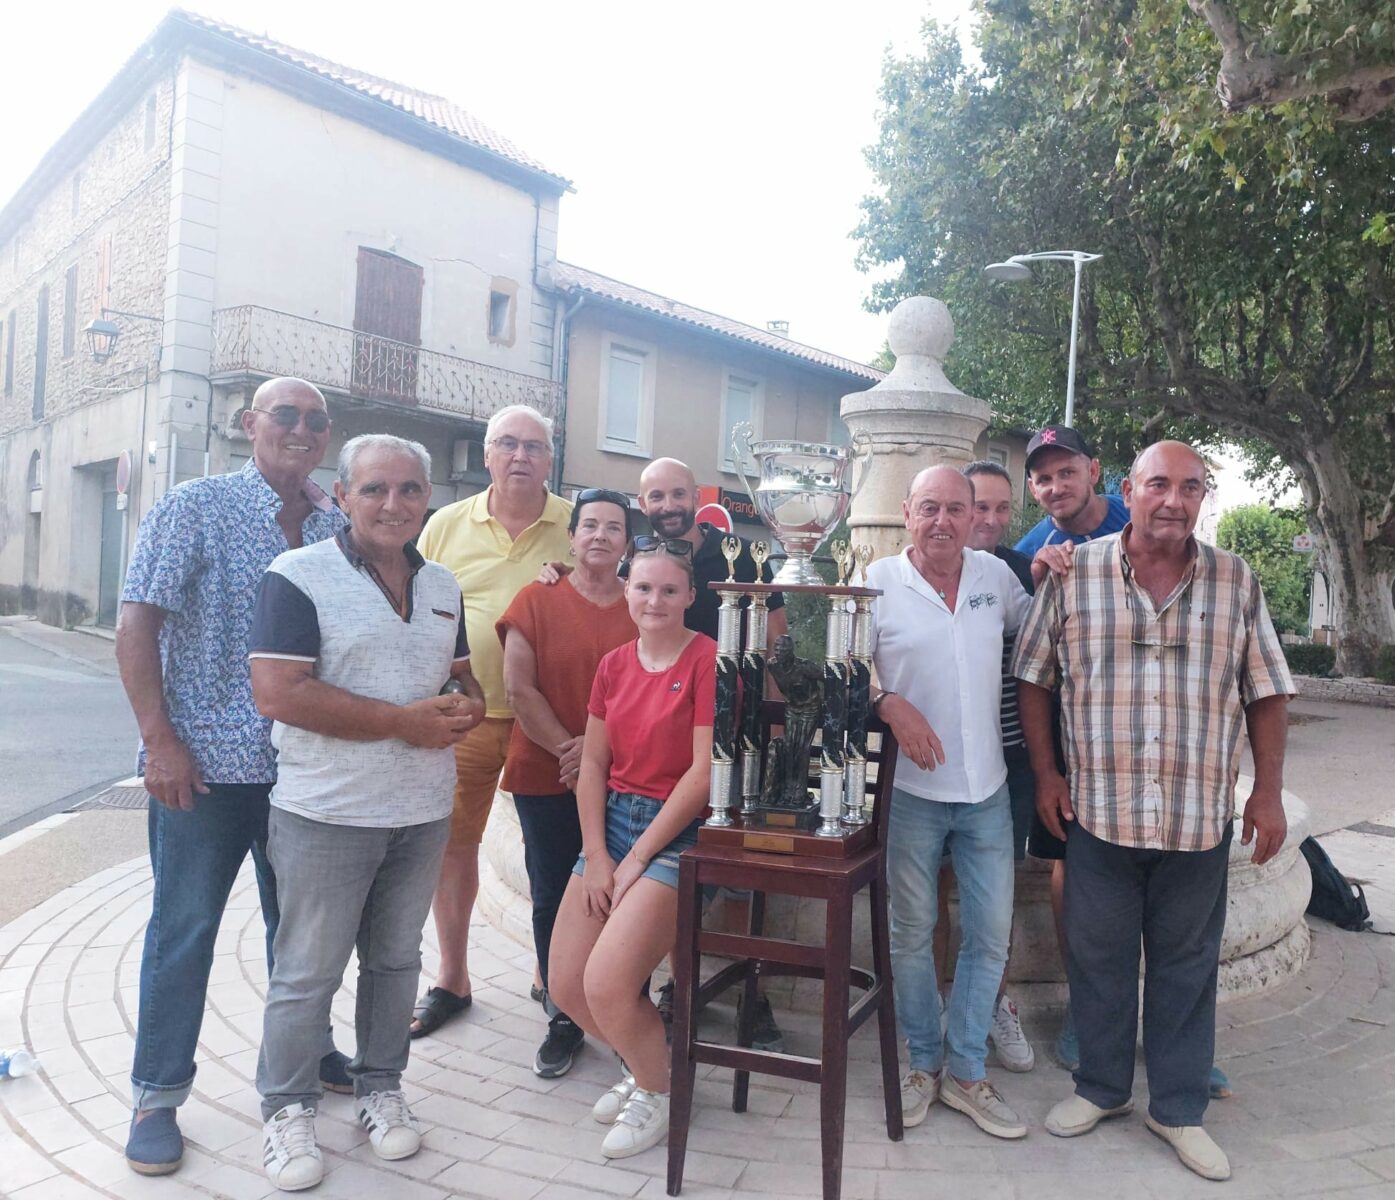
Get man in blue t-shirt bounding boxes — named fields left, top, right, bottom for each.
left=1014, top=425, right=1128, bottom=560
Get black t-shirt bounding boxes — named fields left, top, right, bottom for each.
left=687, top=524, right=785, bottom=639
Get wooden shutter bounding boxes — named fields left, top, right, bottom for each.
left=351, top=248, right=423, bottom=405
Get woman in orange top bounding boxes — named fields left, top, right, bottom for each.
left=496, top=489, right=636, bottom=1080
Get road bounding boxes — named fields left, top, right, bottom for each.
left=0, top=619, right=137, bottom=837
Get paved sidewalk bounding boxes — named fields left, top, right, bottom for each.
left=1, top=820, right=1394, bottom=1200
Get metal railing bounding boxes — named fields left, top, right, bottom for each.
left=211, top=305, right=561, bottom=421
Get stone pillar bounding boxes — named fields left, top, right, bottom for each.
left=841, top=296, right=989, bottom=561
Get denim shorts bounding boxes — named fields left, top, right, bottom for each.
left=571, top=791, right=701, bottom=890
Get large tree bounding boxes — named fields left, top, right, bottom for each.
left=1216, top=504, right=1313, bottom=633
left=856, top=0, right=1395, bottom=674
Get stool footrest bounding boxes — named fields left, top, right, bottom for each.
left=689, top=1039, right=823, bottom=1084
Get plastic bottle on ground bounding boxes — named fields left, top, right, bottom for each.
left=0, top=1048, right=38, bottom=1078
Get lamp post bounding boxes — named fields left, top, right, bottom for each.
left=983, top=250, right=1101, bottom=428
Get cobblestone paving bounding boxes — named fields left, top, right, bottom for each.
left=1, top=852, right=1393, bottom=1200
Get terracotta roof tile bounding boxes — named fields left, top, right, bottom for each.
left=176, top=10, right=567, bottom=186
left=553, top=262, right=885, bottom=384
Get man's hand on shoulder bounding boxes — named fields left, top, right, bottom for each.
left=879, top=693, right=946, bottom=773
left=1030, top=542, right=1075, bottom=587
left=1241, top=786, right=1287, bottom=866
left=536, top=561, right=572, bottom=586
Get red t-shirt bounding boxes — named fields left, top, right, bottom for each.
left=587, top=634, right=717, bottom=801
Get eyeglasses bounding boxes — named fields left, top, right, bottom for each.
left=575, top=487, right=632, bottom=509
left=489, top=435, right=551, bottom=458
left=249, top=405, right=330, bottom=433
left=617, top=535, right=693, bottom=579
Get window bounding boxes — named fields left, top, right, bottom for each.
left=4, top=310, right=14, bottom=396
left=71, top=173, right=81, bottom=218
left=33, top=286, right=49, bottom=420
left=144, top=93, right=158, bottom=150
left=599, top=334, right=654, bottom=456
left=988, top=442, right=1009, bottom=468
left=62, top=264, right=78, bottom=358
left=720, top=370, right=764, bottom=474
left=486, top=278, right=517, bottom=345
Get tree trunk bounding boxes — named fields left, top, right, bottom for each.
left=1303, top=438, right=1395, bottom=677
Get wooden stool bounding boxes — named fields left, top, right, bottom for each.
left=666, top=711, right=902, bottom=1200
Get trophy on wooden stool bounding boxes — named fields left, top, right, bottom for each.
left=700, top=425, right=880, bottom=855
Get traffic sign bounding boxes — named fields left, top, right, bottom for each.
left=1292, top=533, right=1313, bottom=553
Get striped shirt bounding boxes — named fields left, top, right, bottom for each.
left=993, top=545, right=1035, bottom=748
left=1011, top=531, right=1293, bottom=852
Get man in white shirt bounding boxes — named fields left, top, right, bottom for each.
left=867, top=466, right=1031, bottom=1140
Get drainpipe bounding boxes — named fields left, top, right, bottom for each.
left=552, top=292, right=585, bottom=492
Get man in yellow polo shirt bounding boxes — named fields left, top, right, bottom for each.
left=410, top=404, right=573, bottom=1037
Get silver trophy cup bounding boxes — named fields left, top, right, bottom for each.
left=732, top=425, right=873, bottom=586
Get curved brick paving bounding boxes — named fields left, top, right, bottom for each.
left=1, top=857, right=1393, bottom=1200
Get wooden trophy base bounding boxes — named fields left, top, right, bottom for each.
left=697, top=812, right=873, bottom=859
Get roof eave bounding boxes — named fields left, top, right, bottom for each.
left=556, top=282, right=883, bottom=387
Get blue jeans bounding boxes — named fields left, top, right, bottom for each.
left=131, top=784, right=280, bottom=1109
left=571, top=791, right=701, bottom=890
left=887, top=783, right=1013, bottom=1081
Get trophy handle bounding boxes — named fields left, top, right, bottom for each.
left=849, top=432, right=875, bottom=500
left=732, top=422, right=759, bottom=509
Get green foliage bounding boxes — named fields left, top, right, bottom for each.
left=856, top=1, right=1395, bottom=671
left=1376, top=644, right=1395, bottom=685
left=1215, top=505, right=1312, bottom=633
left=1282, top=642, right=1336, bottom=676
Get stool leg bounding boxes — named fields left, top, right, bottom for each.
left=732, top=890, right=765, bottom=1113
left=870, top=869, right=904, bottom=1141
left=819, top=888, right=852, bottom=1200
left=667, top=859, right=702, bottom=1196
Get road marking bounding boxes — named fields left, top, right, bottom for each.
left=0, top=662, right=107, bottom=684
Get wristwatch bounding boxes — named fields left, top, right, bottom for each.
left=871, top=689, right=895, bottom=712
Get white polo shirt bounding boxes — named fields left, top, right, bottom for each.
left=867, top=547, right=1031, bottom=804
left=249, top=533, right=470, bottom=827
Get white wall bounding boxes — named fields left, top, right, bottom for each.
left=212, top=71, right=547, bottom=376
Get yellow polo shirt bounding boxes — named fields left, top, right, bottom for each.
left=419, top=487, right=574, bottom=718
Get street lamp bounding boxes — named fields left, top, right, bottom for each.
left=984, top=250, right=1101, bottom=427
left=82, top=307, right=163, bottom=364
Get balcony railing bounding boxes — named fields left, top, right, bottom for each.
left=211, top=305, right=561, bottom=422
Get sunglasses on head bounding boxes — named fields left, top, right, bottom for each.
left=575, top=487, right=633, bottom=509
left=617, top=535, right=694, bottom=579
left=250, top=405, right=330, bottom=433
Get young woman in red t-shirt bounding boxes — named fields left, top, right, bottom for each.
left=548, top=541, right=716, bottom=1160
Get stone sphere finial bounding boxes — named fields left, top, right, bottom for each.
left=887, top=296, right=954, bottom=363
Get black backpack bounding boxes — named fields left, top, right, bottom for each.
left=1300, top=837, right=1372, bottom=932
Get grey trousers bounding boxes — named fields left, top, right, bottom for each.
left=257, top=806, right=450, bottom=1119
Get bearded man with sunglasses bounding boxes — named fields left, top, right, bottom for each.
left=116, top=377, right=349, bottom=1177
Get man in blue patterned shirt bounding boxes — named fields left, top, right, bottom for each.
left=115, top=377, right=348, bottom=1177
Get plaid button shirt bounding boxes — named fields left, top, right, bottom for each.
left=1012, top=530, right=1293, bottom=852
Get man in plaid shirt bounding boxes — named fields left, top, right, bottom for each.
left=1013, top=441, right=1293, bottom=1182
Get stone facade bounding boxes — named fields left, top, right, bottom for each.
left=1295, top=674, right=1395, bottom=708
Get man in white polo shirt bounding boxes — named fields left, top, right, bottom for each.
left=867, top=465, right=1031, bottom=1141
left=248, top=434, right=484, bottom=1192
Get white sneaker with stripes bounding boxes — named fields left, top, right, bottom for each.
left=356, top=1089, right=423, bottom=1161
left=262, top=1103, right=322, bottom=1192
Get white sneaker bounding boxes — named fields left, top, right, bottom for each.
left=899, top=1068, right=941, bottom=1128
left=988, top=994, right=1035, bottom=1072
left=592, top=1073, right=637, bottom=1125
left=356, top=1089, right=423, bottom=1161
left=262, top=1103, right=322, bottom=1192
left=939, top=1075, right=1027, bottom=1140
left=600, top=1087, right=669, bottom=1159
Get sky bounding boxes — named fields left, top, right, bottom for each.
left=1, top=0, right=979, bottom=364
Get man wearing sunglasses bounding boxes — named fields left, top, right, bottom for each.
left=116, top=377, right=350, bottom=1176
left=412, top=404, right=573, bottom=1038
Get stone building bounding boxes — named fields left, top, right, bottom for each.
left=0, top=11, right=567, bottom=625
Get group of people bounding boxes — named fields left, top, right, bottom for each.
left=113, top=377, right=1292, bottom=1190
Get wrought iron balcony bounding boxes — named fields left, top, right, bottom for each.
left=211, top=305, right=561, bottom=421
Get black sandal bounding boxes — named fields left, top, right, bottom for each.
left=410, top=986, right=472, bottom=1038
